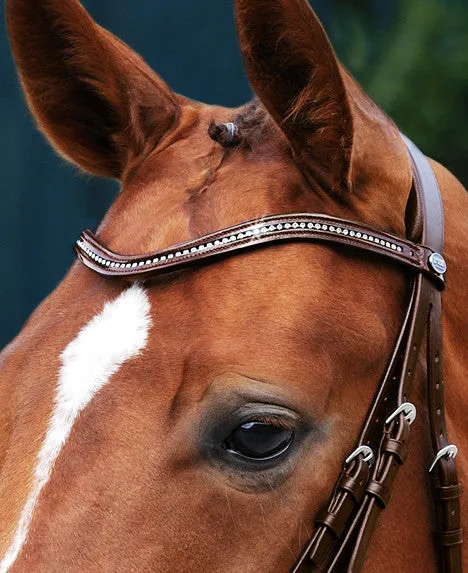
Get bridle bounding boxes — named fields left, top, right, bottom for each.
left=75, top=136, right=463, bottom=572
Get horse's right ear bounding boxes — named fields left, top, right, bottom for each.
left=6, top=0, right=178, bottom=179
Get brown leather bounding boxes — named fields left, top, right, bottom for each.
left=428, top=292, right=463, bottom=572
left=330, top=400, right=413, bottom=571
left=407, top=137, right=463, bottom=573
left=75, top=214, right=445, bottom=290
left=74, top=136, right=462, bottom=572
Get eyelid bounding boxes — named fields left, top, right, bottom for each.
left=232, top=403, right=301, bottom=431
left=239, top=415, right=296, bottom=431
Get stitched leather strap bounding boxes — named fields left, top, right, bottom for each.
left=289, top=138, right=462, bottom=573
left=300, top=140, right=461, bottom=573
left=428, top=292, right=463, bottom=572
left=407, top=138, right=463, bottom=573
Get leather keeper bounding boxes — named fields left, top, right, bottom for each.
left=366, top=481, right=391, bottom=509
left=315, top=509, right=348, bottom=538
left=433, top=483, right=462, bottom=502
left=337, top=474, right=366, bottom=502
left=382, top=437, right=408, bottom=464
left=434, top=528, right=464, bottom=547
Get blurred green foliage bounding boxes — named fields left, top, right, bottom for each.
left=330, top=0, right=468, bottom=186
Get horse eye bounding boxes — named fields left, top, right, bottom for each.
left=224, top=421, right=294, bottom=460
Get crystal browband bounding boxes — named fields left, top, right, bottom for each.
left=75, top=213, right=445, bottom=289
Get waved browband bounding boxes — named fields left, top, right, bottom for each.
left=74, top=135, right=462, bottom=573
left=75, top=213, right=445, bottom=290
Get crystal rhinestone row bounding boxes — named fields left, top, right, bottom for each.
left=76, top=222, right=403, bottom=269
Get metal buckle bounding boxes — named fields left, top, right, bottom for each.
left=429, top=444, right=458, bottom=473
left=385, top=402, right=417, bottom=426
left=345, top=445, right=375, bottom=466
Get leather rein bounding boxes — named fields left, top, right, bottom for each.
left=75, top=136, right=463, bottom=572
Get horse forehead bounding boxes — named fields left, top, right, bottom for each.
left=140, top=245, right=390, bottom=378
left=99, top=108, right=297, bottom=254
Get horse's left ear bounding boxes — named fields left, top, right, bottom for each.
left=236, top=0, right=355, bottom=193
left=6, top=0, right=179, bottom=179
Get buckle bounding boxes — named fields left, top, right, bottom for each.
left=345, top=445, right=375, bottom=467
left=385, top=402, right=417, bottom=426
left=429, top=445, right=458, bottom=473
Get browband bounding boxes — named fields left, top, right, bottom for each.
left=75, top=213, right=445, bottom=290
left=74, top=136, right=462, bottom=573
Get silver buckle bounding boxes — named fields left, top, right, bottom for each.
left=345, top=445, right=375, bottom=466
left=429, top=444, right=458, bottom=473
left=385, top=402, right=417, bottom=426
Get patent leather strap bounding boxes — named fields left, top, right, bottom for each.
left=74, top=136, right=462, bottom=572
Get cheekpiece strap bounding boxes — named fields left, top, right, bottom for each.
left=291, top=137, right=461, bottom=573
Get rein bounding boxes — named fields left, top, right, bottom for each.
left=74, top=137, right=463, bottom=572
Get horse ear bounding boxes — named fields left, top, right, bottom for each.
left=235, top=0, right=354, bottom=193
left=6, top=0, right=178, bottom=179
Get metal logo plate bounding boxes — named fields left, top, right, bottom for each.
left=428, top=252, right=447, bottom=275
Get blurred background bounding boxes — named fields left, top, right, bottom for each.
left=1, top=0, right=467, bottom=347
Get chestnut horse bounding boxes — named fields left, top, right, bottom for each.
left=1, top=0, right=466, bottom=571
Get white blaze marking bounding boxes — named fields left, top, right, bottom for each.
left=0, top=284, right=151, bottom=572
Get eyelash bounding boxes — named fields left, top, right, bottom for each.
left=237, top=414, right=296, bottom=431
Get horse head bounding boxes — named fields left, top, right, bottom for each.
left=1, top=1, right=466, bottom=571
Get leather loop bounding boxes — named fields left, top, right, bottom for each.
left=291, top=460, right=371, bottom=573
left=337, top=474, right=367, bottom=503
left=365, top=480, right=392, bottom=509
left=381, top=437, right=408, bottom=464
left=433, top=483, right=463, bottom=502
left=315, top=510, right=348, bottom=538
left=434, top=529, right=464, bottom=547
